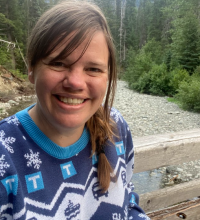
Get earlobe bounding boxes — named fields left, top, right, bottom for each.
left=28, top=71, right=34, bottom=84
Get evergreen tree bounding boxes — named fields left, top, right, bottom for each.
left=124, top=0, right=138, bottom=50
left=169, top=0, right=200, bottom=74
left=178, top=14, right=200, bottom=74
left=29, top=0, right=42, bottom=32
left=148, top=0, right=166, bottom=42
left=92, top=0, right=119, bottom=59
left=0, top=0, right=20, bottom=69
left=136, top=0, right=150, bottom=48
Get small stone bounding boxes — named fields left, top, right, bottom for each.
left=177, top=168, right=184, bottom=172
left=165, top=181, right=174, bottom=186
left=149, top=172, right=156, bottom=176
left=8, top=100, right=18, bottom=105
left=166, top=166, right=177, bottom=174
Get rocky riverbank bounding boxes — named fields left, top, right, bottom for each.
left=0, top=65, right=35, bottom=120
left=113, top=81, right=200, bottom=138
left=0, top=95, right=36, bottom=120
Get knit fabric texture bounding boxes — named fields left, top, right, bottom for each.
left=0, top=106, right=150, bottom=220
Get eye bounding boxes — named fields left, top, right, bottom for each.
left=45, top=61, right=67, bottom=72
left=89, top=68, right=102, bottom=72
left=86, top=68, right=103, bottom=75
left=50, top=61, right=65, bottom=67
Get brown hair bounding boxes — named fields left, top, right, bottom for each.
left=27, top=0, right=117, bottom=192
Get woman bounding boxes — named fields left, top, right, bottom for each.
left=0, top=1, right=149, bottom=219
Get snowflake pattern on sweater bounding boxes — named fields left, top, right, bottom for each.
left=0, top=106, right=150, bottom=220
left=24, top=149, right=42, bottom=169
left=0, top=154, right=10, bottom=177
left=0, top=130, right=16, bottom=153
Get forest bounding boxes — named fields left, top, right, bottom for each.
left=0, top=0, right=200, bottom=112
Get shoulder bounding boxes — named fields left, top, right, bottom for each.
left=110, top=107, right=125, bottom=124
left=0, top=115, right=21, bottom=163
left=110, top=107, right=133, bottom=152
left=110, top=107, right=130, bottom=137
left=0, top=114, right=21, bottom=128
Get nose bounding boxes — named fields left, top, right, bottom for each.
left=62, top=67, right=85, bottom=91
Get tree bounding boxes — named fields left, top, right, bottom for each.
left=169, top=0, right=200, bottom=74
left=136, top=0, right=150, bottom=48
left=148, top=0, right=166, bottom=42
left=0, top=0, right=20, bottom=69
left=124, top=0, right=138, bottom=51
left=178, top=14, right=200, bottom=74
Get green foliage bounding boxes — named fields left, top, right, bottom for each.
left=169, top=3, right=200, bottom=74
left=124, top=0, right=138, bottom=50
left=123, top=47, right=153, bottom=86
left=163, top=50, right=172, bottom=72
left=0, top=0, right=52, bottom=73
left=148, top=0, right=166, bottom=42
left=194, top=66, right=200, bottom=77
left=0, top=13, right=15, bottom=30
left=11, top=69, right=27, bottom=80
left=142, top=38, right=164, bottom=64
left=175, top=76, right=200, bottom=112
left=0, top=46, right=12, bottom=69
left=123, top=39, right=165, bottom=92
left=132, top=63, right=173, bottom=96
left=167, top=97, right=181, bottom=106
left=169, top=68, right=190, bottom=94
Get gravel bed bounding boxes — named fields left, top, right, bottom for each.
left=113, top=80, right=200, bottom=138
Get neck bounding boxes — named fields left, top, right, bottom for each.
left=28, top=106, right=84, bottom=147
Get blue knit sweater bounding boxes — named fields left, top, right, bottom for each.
left=0, top=106, right=150, bottom=220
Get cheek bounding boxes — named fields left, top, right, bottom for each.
left=35, top=70, right=58, bottom=90
left=90, top=76, right=108, bottom=96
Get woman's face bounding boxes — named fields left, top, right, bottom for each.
left=29, top=31, right=109, bottom=138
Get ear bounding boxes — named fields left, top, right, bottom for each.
left=28, top=68, right=34, bottom=84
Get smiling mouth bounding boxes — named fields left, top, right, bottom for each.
left=58, top=96, right=85, bottom=105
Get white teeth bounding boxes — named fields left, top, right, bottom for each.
left=59, top=97, right=84, bottom=105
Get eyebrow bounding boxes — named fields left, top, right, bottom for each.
left=44, top=56, right=108, bottom=69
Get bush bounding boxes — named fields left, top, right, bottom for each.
left=132, top=64, right=173, bottom=96
left=194, top=66, right=200, bottom=77
left=175, top=76, right=200, bottom=112
left=169, top=68, right=190, bottom=94
left=143, top=39, right=164, bottom=65
left=123, top=49, right=153, bottom=87
left=11, top=69, right=27, bottom=80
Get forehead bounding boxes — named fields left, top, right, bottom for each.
left=48, top=31, right=109, bottom=62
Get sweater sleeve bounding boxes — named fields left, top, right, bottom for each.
left=124, top=121, right=150, bottom=219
